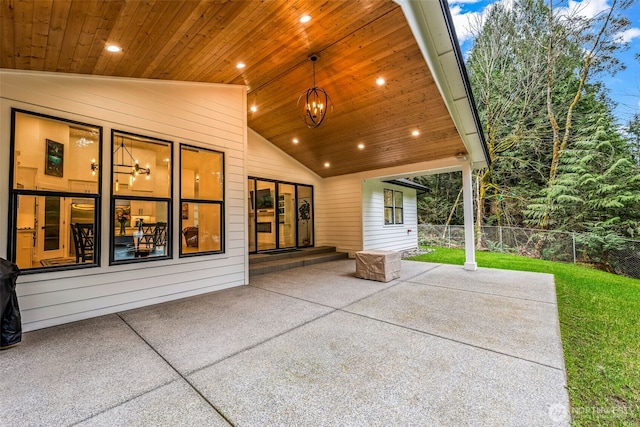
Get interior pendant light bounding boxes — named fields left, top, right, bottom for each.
left=297, top=54, right=332, bottom=128
left=102, top=135, right=151, bottom=192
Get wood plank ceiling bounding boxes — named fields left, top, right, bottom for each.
left=1, top=0, right=467, bottom=178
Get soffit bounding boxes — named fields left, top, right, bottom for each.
left=1, top=0, right=469, bottom=178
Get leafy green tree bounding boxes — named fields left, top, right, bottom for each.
left=627, top=114, right=640, bottom=164
left=535, top=0, right=633, bottom=229
left=465, top=0, right=550, bottom=243
left=413, top=173, right=463, bottom=225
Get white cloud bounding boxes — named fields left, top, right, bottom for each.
left=557, top=0, right=611, bottom=20
left=448, top=0, right=484, bottom=4
left=616, top=27, right=640, bottom=43
left=449, top=0, right=513, bottom=44
left=449, top=5, right=482, bottom=43
left=451, top=0, right=622, bottom=45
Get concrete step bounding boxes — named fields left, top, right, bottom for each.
left=249, top=246, right=339, bottom=265
left=249, top=247, right=349, bottom=276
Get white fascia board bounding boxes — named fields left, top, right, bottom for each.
left=395, top=0, right=488, bottom=169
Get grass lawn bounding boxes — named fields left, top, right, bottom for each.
left=409, top=247, right=640, bottom=426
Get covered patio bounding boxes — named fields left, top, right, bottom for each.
left=1, top=260, right=569, bottom=426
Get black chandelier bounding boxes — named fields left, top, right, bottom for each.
left=297, top=55, right=333, bottom=128
left=92, top=135, right=151, bottom=191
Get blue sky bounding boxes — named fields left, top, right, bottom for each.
left=448, top=0, right=640, bottom=125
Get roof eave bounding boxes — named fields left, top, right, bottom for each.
left=395, top=0, right=490, bottom=169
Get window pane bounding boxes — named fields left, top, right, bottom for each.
left=181, top=147, right=223, bottom=200
left=15, top=195, right=97, bottom=269
left=384, top=189, right=393, bottom=207
left=248, top=179, right=256, bottom=253
left=297, top=185, right=313, bottom=247
left=181, top=203, right=222, bottom=254
left=14, top=111, right=100, bottom=192
left=395, top=208, right=403, bottom=224
left=279, top=183, right=296, bottom=248
left=394, top=190, right=403, bottom=208
left=113, top=199, right=169, bottom=261
left=112, top=132, right=171, bottom=198
left=384, top=207, right=393, bottom=225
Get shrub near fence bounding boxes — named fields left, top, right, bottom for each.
left=418, top=224, right=640, bottom=279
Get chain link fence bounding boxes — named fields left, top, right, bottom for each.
left=418, top=224, right=640, bottom=279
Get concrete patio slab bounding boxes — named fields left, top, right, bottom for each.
left=406, top=263, right=558, bottom=303
left=345, top=281, right=565, bottom=369
left=250, top=260, right=438, bottom=309
left=1, top=261, right=569, bottom=427
left=0, top=315, right=178, bottom=426
left=75, top=380, right=230, bottom=427
left=250, top=266, right=396, bottom=308
left=189, top=310, right=568, bottom=426
left=119, top=286, right=333, bottom=374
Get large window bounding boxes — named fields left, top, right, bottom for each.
left=110, top=131, right=172, bottom=264
left=180, top=144, right=224, bottom=256
left=9, top=109, right=101, bottom=272
left=384, top=188, right=403, bottom=225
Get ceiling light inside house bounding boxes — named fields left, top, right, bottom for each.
left=104, top=135, right=151, bottom=186
left=105, top=44, right=122, bottom=53
left=236, top=62, right=246, bottom=69
left=76, top=137, right=93, bottom=147
left=300, top=15, right=311, bottom=23
left=376, top=77, right=385, bottom=86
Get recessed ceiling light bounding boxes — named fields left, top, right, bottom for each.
left=300, top=15, right=312, bottom=23
left=412, top=130, right=420, bottom=137
left=357, top=143, right=365, bottom=149
left=376, top=77, right=385, bottom=86
left=324, top=162, right=330, bottom=167
left=250, top=105, right=257, bottom=112
left=236, top=62, right=246, bottom=69
left=292, top=138, right=299, bottom=144
left=105, top=44, right=122, bottom=53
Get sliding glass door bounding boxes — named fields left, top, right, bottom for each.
left=248, top=178, right=313, bottom=253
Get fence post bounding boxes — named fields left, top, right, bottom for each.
left=499, top=226, right=503, bottom=252
left=572, top=232, right=576, bottom=264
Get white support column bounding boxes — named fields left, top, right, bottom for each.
left=461, top=161, right=477, bottom=271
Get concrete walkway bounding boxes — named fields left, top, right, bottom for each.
left=0, top=260, right=570, bottom=426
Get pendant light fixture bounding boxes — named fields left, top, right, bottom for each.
left=98, top=135, right=151, bottom=192
left=297, top=54, right=332, bottom=128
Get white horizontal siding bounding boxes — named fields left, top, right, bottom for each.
left=247, top=129, right=321, bottom=186
left=362, top=179, right=418, bottom=251
left=0, top=70, right=247, bottom=332
left=315, top=176, right=363, bottom=256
